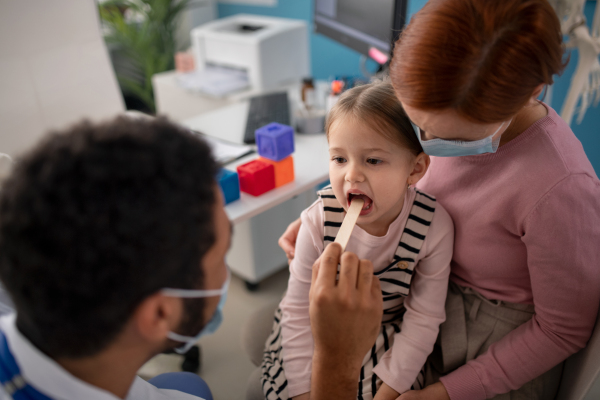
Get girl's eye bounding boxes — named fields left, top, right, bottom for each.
left=332, top=157, right=347, bottom=164
left=367, top=158, right=382, bottom=165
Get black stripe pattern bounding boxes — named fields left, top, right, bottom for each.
left=260, top=187, right=436, bottom=400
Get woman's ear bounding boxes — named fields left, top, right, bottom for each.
left=530, top=84, right=545, bottom=104
left=409, top=152, right=430, bottom=186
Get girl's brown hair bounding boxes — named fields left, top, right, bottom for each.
left=390, top=0, right=566, bottom=123
left=325, top=81, right=423, bottom=156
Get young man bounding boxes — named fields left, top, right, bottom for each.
left=0, top=117, right=382, bottom=400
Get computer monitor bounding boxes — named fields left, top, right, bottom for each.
left=313, top=0, right=407, bottom=57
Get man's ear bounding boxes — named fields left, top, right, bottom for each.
left=408, top=152, right=430, bottom=186
left=132, top=292, right=182, bottom=344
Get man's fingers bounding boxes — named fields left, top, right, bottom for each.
left=357, top=258, right=374, bottom=291
left=371, top=271, right=381, bottom=295
left=313, top=243, right=342, bottom=288
left=338, top=251, right=359, bottom=288
left=311, top=256, right=321, bottom=293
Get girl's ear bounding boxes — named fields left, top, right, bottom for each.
left=408, top=152, right=430, bottom=186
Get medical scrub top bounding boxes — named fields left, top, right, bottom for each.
left=0, top=314, right=203, bottom=400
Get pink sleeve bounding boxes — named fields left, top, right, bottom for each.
left=373, top=204, right=454, bottom=394
left=440, top=174, right=600, bottom=399
left=280, top=200, right=325, bottom=398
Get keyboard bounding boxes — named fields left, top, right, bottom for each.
left=243, top=92, right=290, bottom=144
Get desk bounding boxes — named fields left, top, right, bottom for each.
left=181, top=110, right=330, bottom=287
left=153, top=70, right=298, bottom=122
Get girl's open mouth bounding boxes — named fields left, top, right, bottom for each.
left=347, top=192, right=374, bottom=216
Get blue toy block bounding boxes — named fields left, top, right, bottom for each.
left=217, top=169, right=240, bottom=205
left=255, top=123, right=295, bottom=162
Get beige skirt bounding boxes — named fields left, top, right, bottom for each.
left=425, top=281, right=564, bottom=400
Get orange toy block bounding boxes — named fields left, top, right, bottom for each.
left=259, top=155, right=295, bottom=187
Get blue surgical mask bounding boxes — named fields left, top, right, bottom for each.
left=411, top=119, right=511, bottom=157
left=161, top=270, right=230, bottom=354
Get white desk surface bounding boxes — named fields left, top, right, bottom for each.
left=181, top=104, right=330, bottom=224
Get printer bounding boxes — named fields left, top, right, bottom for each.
left=191, top=14, right=309, bottom=93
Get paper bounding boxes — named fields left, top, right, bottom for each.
left=193, top=131, right=254, bottom=165
left=177, top=65, right=250, bottom=97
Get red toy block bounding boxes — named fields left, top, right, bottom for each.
left=236, top=159, right=276, bottom=196
left=259, top=155, right=294, bottom=188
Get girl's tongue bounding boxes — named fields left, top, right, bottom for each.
left=349, top=194, right=373, bottom=210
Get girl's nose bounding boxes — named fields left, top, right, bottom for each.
left=345, top=163, right=365, bottom=183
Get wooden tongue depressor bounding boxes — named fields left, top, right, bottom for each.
left=334, top=198, right=365, bottom=252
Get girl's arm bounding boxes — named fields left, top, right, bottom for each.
left=280, top=201, right=325, bottom=399
left=373, top=204, right=454, bottom=394
left=279, top=217, right=302, bottom=263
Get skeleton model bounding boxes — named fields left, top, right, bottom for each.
left=549, top=0, right=600, bottom=125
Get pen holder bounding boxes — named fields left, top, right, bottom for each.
left=295, top=109, right=327, bottom=134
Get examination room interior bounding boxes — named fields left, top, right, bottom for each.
left=1, top=0, right=600, bottom=399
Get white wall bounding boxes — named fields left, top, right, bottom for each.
left=0, top=0, right=124, bottom=157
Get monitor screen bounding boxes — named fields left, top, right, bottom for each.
left=314, top=0, right=406, bottom=56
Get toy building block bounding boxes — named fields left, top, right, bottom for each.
left=255, top=123, right=295, bottom=162
left=217, top=169, right=240, bottom=204
left=259, top=155, right=294, bottom=188
left=236, top=159, right=276, bottom=196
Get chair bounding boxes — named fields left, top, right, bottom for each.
left=556, top=302, right=600, bottom=400
left=0, top=0, right=125, bottom=157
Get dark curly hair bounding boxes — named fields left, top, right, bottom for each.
left=0, top=116, right=218, bottom=358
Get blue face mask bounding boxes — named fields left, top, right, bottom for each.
left=411, top=119, right=511, bottom=157
left=161, top=270, right=230, bottom=354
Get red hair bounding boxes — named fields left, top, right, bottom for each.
left=390, top=0, right=566, bottom=123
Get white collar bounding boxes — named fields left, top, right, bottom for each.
left=0, top=314, right=201, bottom=400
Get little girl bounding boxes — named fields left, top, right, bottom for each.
left=261, top=81, right=454, bottom=400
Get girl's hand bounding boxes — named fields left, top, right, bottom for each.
left=397, top=383, right=450, bottom=400
left=373, top=382, right=399, bottom=400
left=279, top=217, right=302, bottom=263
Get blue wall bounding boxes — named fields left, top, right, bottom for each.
left=550, top=1, right=600, bottom=173
left=218, top=0, right=600, bottom=172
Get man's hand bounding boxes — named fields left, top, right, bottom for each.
left=373, top=382, right=400, bottom=400
left=279, top=218, right=301, bottom=263
left=309, top=242, right=383, bottom=400
left=397, top=383, right=450, bottom=400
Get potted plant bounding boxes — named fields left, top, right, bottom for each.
left=99, top=0, right=190, bottom=113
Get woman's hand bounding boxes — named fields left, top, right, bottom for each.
left=279, top=218, right=301, bottom=263
left=397, top=383, right=450, bottom=400
left=309, top=242, right=383, bottom=400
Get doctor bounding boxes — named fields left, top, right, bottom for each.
left=0, top=117, right=382, bottom=400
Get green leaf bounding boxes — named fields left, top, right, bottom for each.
left=99, top=0, right=189, bottom=113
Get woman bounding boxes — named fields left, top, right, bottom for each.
left=279, top=0, right=600, bottom=399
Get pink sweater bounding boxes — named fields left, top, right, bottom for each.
left=281, top=188, right=455, bottom=397
left=419, top=104, right=600, bottom=399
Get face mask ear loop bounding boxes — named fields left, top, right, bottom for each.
left=161, top=270, right=231, bottom=298
left=490, top=118, right=512, bottom=141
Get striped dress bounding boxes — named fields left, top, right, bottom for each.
left=262, top=186, right=437, bottom=400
